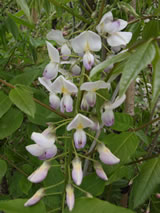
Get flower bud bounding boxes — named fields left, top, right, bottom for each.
left=94, top=162, right=108, bottom=181
left=61, top=44, right=71, bottom=60
left=49, top=92, right=60, bottom=110
left=81, top=93, right=90, bottom=111
left=24, top=188, right=44, bottom=207
left=28, top=161, right=50, bottom=183
left=83, top=51, right=94, bottom=70
left=66, top=184, right=75, bottom=211
left=43, top=62, right=58, bottom=80
left=85, top=91, right=96, bottom=107
left=97, top=144, right=120, bottom=165
left=72, top=157, right=83, bottom=185
left=71, top=64, right=81, bottom=76
left=101, top=109, right=114, bottom=126
left=74, top=129, right=86, bottom=149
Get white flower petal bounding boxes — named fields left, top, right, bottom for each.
left=63, top=94, right=73, bottom=112
left=61, top=44, right=71, bottom=60
left=67, top=113, right=94, bottom=131
left=74, top=129, right=87, bottom=149
left=107, top=32, right=132, bottom=47
left=85, top=91, right=96, bottom=107
left=46, top=41, right=60, bottom=63
left=66, top=184, right=75, bottom=212
left=100, top=11, right=113, bottom=24
left=26, top=144, right=44, bottom=157
left=72, top=157, right=83, bottom=185
left=49, top=92, right=60, bottom=109
left=94, top=162, right=108, bottom=181
left=38, top=77, right=52, bottom=92
left=24, top=188, right=44, bottom=207
left=101, top=109, right=114, bottom=127
left=117, top=19, right=128, bottom=31
left=43, top=62, right=58, bottom=80
left=111, top=94, right=126, bottom=109
left=81, top=93, right=90, bottom=111
left=86, top=31, right=102, bottom=52
left=80, top=80, right=110, bottom=91
left=44, top=144, right=57, bottom=159
left=31, top=132, right=53, bottom=148
left=47, top=29, right=66, bottom=45
left=83, top=51, right=94, bottom=70
left=71, top=64, right=81, bottom=75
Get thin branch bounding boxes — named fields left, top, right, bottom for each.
left=126, top=153, right=160, bottom=165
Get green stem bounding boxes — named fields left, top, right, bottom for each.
left=44, top=180, right=64, bottom=190
left=47, top=152, right=68, bottom=162
left=45, top=192, right=62, bottom=196
left=86, top=132, right=102, bottom=144
left=77, top=153, right=97, bottom=162
left=73, top=184, right=91, bottom=195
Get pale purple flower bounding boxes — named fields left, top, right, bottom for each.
left=66, top=184, right=75, bottom=211
left=81, top=92, right=90, bottom=111
left=94, top=162, right=108, bottom=181
left=97, top=144, right=120, bottom=165
left=28, top=161, right=50, bottom=183
left=24, top=188, right=44, bottom=207
left=101, top=94, right=126, bottom=127
left=72, top=157, right=83, bottom=185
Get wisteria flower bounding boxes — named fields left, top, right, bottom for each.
left=43, top=41, right=60, bottom=80
left=81, top=92, right=90, bottom=111
left=97, top=144, right=120, bottom=165
left=66, top=184, right=75, bottom=211
left=72, top=157, right=83, bottom=185
left=26, top=125, right=57, bottom=160
left=71, top=31, right=101, bottom=70
left=47, top=29, right=71, bottom=60
left=96, top=11, right=132, bottom=47
left=67, top=113, right=94, bottom=149
left=28, top=161, right=51, bottom=183
left=94, top=162, right=108, bottom=181
left=80, top=80, right=110, bottom=107
left=24, top=188, right=44, bottom=207
left=101, top=94, right=126, bottom=126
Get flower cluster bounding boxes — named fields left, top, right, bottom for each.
left=24, top=11, right=132, bottom=211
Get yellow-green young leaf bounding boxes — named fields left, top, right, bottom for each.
left=0, top=199, right=46, bottom=213
left=90, top=51, right=130, bottom=79
left=16, top=0, right=32, bottom=23
left=64, top=197, right=135, bottom=213
left=0, top=91, right=12, bottom=118
left=129, top=157, right=160, bottom=209
left=119, top=41, right=156, bottom=96
left=9, top=87, right=36, bottom=118
left=0, top=160, right=7, bottom=183
left=0, top=108, right=23, bottom=139
left=151, top=43, right=160, bottom=109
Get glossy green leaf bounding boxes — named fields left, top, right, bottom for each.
left=90, top=51, right=130, bottom=79
left=129, top=157, right=160, bottom=209
left=9, top=86, right=36, bottom=117
left=0, top=108, right=23, bottom=139
left=119, top=41, right=156, bottom=96
left=111, top=112, right=133, bottom=131
left=0, top=160, right=7, bottom=183
left=65, top=197, right=135, bottom=213
left=0, top=91, right=12, bottom=118
left=16, top=0, right=32, bottom=23
left=0, top=199, right=46, bottom=213
left=142, top=20, right=160, bottom=40
left=151, top=43, right=160, bottom=109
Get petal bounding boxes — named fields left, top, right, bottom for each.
left=85, top=91, right=96, bottom=107
left=66, top=184, right=75, bottom=211
left=74, top=129, right=87, bottom=149
left=24, top=188, right=44, bottom=207
left=97, top=144, right=120, bottom=165
left=71, top=64, right=81, bottom=75
left=46, top=29, right=66, bottom=45
left=116, top=19, right=128, bottom=31
left=61, top=44, right=71, bottom=60
left=43, top=62, right=58, bottom=80
left=63, top=77, right=78, bottom=94
left=100, top=11, right=113, bottom=24
left=67, top=113, right=94, bottom=130
left=107, top=32, right=132, bottom=47
left=101, top=109, right=114, bottom=127
left=94, top=162, right=108, bottom=181
left=83, top=51, right=94, bottom=70
left=46, top=41, right=60, bottom=63
left=70, top=31, right=87, bottom=54
left=63, top=94, right=73, bottom=112
left=111, top=94, right=126, bottom=109
left=81, top=93, right=90, bottom=111
left=49, top=92, right=60, bottom=109
left=80, top=80, right=110, bottom=91
left=38, top=77, right=52, bottom=92
left=45, top=144, right=57, bottom=159
left=31, top=132, right=53, bottom=148
left=87, top=31, right=102, bottom=52
left=28, top=161, right=50, bottom=183
left=72, top=157, right=83, bottom=185
left=26, top=144, right=44, bottom=157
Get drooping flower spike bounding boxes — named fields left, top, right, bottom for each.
left=71, top=31, right=102, bottom=70
left=51, top=75, right=78, bottom=112
left=28, top=161, right=51, bottom=183
left=47, top=29, right=71, bottom=60
left=101, top=94, right=126, bottom=127
left=24, top=188, right=44, bottom=207
left=72, top=157, right=83, bottom=185
left=97, top=144, right=120, bottom=165
left=43, top=41, right=60, bottom=80
left=67, top=113, right=94, bottom=149
left=94, top=162, right=108, bottom=181
left=80, top=80, right=110, bottom=107
left=96, top=11, right=132, bottom=47
left=66, top=184, right=75, bottom=212
left=26, top=125, right=57, bottom=160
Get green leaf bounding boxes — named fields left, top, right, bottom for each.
left=151, top=43, right=160, bottom=109
left=6, top=16, right=19, bottom=39
left=16, top=0, right=32, bottom=23
left=142, top=20, right=160, bottom=40
left=90, top=51, right=130, bottom=79
left=119, top=41, right=156, bottom=96
left=118, top=2, right=139, bottom=17
left=0, top=108, right=23, bottom=139
left=9, top=86, right=36, bottom=117
left=0, top=199, right=46, bottom=213
left=64, top=197, right=135, bottom=213
left=111, top=112, right=133, bottom=131
left=0, top=91, right=12, bottom=118
left=129, top=157, right=160, bottom=209
left=0, top=160, right=7, bottom=183
left=8, top=13, right=34, bottom=29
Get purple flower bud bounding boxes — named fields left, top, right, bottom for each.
left=74, top=129, right=87, bottom=149
left=81, top=93, right=90, bottom=111
left=72, top=157, right=83, bottom=185
left=24, top=188, right=44, bottom=207
left=49, top=93, right=60, bottom=110
left=101, top=109, right=114, bottom=126
left=83, top=51, right=94, bottom=70
left=66, top=184, right=75, bottom=211
left=94, top=162, right=108, bottom=181
left=85, top=91, right=96, bottom=107
left=43, top=63, right=58, bottom=80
